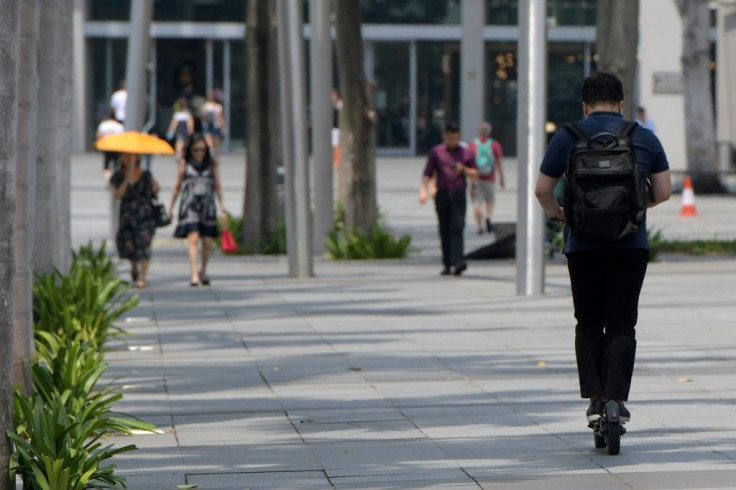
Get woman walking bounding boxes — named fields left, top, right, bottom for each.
left=112, top=153, right=160, bottom=288
left=166, top=98, right=195, bottom=158
left=169, top=133, right=227, bottom=286
left=200, top=92, right=226, bottom=160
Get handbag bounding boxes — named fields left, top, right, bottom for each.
left=152, top=199, right=171, bottom=228
left=220, top=228, right=237, bottom=254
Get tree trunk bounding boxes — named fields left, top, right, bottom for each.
left=13, top=0, right=40, bottom=396
left=243, top=0, right=280, bottom=252
left=595, top=0, right=639, bottom=120
left=334, top=0, right=377, bottom=233
left=676, top=0, right=721, bottom=192
left=33, top=0, right=62, bottom=274
left=0, top=1, right=21, bottom=487
left=56, top=0, right=73, bottom=270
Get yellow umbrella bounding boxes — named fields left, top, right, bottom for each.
left=95, top=131, right=175, bottom=155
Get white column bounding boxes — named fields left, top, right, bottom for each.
left=124, top=0, right=153, bottom=131
left=516, top=0, right=547, bottom=296
left=460, top=0, right=485, bottom=142
left=223, top=40, right=231, bottom=152
left=205, top=38, right=214, bottom=97
left=310, top=0, right=333, bottom=255
left=716, top=3, right=736, bottom=172
left=72, top=0, right=88, bottom=152
left=277, top=0, right=313, bottom=277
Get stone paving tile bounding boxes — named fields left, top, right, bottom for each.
left=65, top=154, right=736, bottom=488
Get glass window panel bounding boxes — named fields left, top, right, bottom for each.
left=361, top=0, right=460, bottom=24
left=374, top=43, right=411, bottom=149
left=416, top=41, right=460, bottom=154
left=487, top=0, right=597, bottom=26
left=484, top=43, right=517, bottom=156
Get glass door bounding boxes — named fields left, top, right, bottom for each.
left=373, top=42, right=412, bottom=153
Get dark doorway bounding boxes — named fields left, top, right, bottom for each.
left=156, top=39, right=207, bottom=135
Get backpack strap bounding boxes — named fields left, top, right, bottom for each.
left=563, top=122, right=588, bottom=141
left=615, top=120, right=638, bottom=138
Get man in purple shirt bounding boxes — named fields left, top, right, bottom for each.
left=419, top=121, right=478, bottom=275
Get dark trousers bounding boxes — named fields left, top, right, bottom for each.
left=566, top=247, right=649, bottom=401
left=434, top=188, right=467, bottom=268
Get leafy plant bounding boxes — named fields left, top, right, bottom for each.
left=33, top=268, right=138, bottom=349
left=10, top=393, right=137, bottom=490
left=326, top=205, right=413, bottom=260
left=71, top=241, right=117, bottom=283
left=647, top=228, right=736, bottom=261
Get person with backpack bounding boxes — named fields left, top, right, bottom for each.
left=534, top=72, right=671, bottom=424
left=469, top=121, right=505, bottom=234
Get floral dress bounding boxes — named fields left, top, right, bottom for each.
left=173, top=158, right=219, bottom=238
left=111, top=171, right=156, bottom=261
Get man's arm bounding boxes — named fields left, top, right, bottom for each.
left=535, top=173, right=564, bottom=220
left=419, top=174, right=433, bottom=204
left=647, top=170, right=671, bottom=208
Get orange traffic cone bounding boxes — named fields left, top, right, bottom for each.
left=680, top=175, right=697, bottom=216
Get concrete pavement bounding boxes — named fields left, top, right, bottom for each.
left=68, top=153, right=736, bottom=489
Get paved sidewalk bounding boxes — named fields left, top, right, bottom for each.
left=70, top=153, right=736, bottom=489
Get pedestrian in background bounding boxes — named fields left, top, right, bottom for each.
left=469, top=121, right=505, bottom=234
left=169, top=134, right=227, bottom=287
left=110, top=80, right=127, bottom=123
left=636, top=106, right=657, bottom=134
left=200, top=92, right=226, bottom=160
left=419, top=121, right=478, bottom=276
left=96, top=108, right=125, bottom=182
left=111, top=153, right=160, bottom=288
left=535, top=72, right=671, bottom=424
left=167, top=98, right=195, bottom=158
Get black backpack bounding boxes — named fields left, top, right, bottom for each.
left=563, top=121, right=648, bottom=242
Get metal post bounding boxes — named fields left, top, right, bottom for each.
left=516, top=0, right=547, bottom=296
left=716, top=2, right=736, bottom=172
left=148, top=40, right=157, bottom=128
left=409, top=40, right=417, bottom=155
left=310, top=0, right=332, bottom=255
left=72, top=0, right=88, bottom=152
left=124, top=0, right=153, bottom=131
left=277, top=0, right=313, bottom=277
left=460, top=0, right=486, bottom=142
left=205, top=38, right=214, bottom=97
left=223, top=40, right=231, bottom=152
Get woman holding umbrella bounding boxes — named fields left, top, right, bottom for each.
left=111, top=153, right=161, bottom=288
left=95, top=131, right=175, bottom=288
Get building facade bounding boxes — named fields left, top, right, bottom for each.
left=75, top=0, right=729, bottom=172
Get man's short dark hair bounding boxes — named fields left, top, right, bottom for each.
left=444, top=121, right=460, bottom=133
left=582, top=72, right=623, bottom=106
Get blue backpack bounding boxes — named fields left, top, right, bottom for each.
left=473, top=138, right=495, bottom=176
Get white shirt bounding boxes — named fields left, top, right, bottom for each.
left=96, top=118, right=124, bottom=138
left=110, top=89, right=127, bottom=122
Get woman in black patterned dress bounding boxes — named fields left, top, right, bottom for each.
left=112, top=153, right=160, bottom=288
left=169, top=133, right=226, bottom=286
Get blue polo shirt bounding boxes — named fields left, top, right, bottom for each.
left=539, top=111, right=670, bottom=254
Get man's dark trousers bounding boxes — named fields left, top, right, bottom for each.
left=434, top=188, right=467, bottom=269
left=566, top=247, right=648, bottom=401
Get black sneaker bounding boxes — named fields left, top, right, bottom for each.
left=586, top=399, right=606, bottom=422
left=485, top=218, right=493, bottom=232
left=618, top=403, right=631, bottom=423
left=440, top=267, right=451, bottom=276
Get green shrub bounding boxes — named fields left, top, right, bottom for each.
left=326, top=206, right=413, bottom=260
left=9, top=393, right=137, bottom=490
left=71, top=241, right=117, bottom=282
left=33, top=268, right=138, bottom=350
left=215, top=215, right=288, bottom=255
left=647, top=228, right=736, bottom=261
